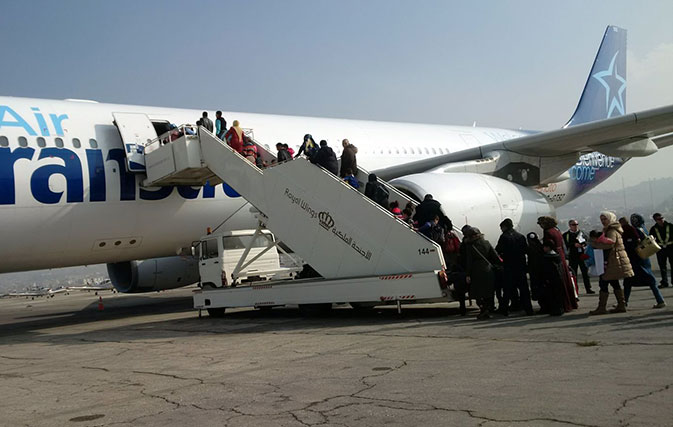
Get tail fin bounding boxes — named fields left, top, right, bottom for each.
left=564, top=26, right=627, bottom=127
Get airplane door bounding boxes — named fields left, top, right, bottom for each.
left=112, top=112, right=157, bottom=173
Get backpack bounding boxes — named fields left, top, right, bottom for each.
left=373, top=183, right=389, bottom=205
left=305, top=140, right=318, bottom=158
left=443, top=231, right=461, bottom=253
left=430, top=224, right=446, bottom=245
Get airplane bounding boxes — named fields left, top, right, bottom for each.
left=1, top=26, right=672, bottom=294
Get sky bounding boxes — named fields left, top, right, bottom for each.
left=1, top=0, right=672, bottom=191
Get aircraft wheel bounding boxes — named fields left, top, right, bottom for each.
left=207, top=308, right=226, bottom=318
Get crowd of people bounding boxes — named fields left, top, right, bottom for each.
left=403, top=196, right=670, bottom=320
left=170, top=114, right=672, bottom=320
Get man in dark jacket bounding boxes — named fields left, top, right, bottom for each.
left=364, top=173, right=389, bottom=208
left=276, top=142, right=292, bottom=162
left=496, top=218, right=533, bottom=315
left=563, top=219, right=594, bottom=294
left=310, top=140, right=338, bottom=175
left=200, top=111, right=213, bottom=133
left=413, top=194, right=442, bottom=225
left=650, top=213, right=673, bottom=288
left=339, top=139, right=358, bottom=177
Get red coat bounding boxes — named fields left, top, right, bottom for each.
left=544, top=227, right=578, bottom=311
left=224, top=127, right=244, bottom=154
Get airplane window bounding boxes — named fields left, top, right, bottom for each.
left=72, top=138, right=81, bottom=148
left=395, top=148, right=400, bottom=154
left=18, top=136, right=27, bottom=147
left=424, top=148, right=430, bottom=154
left=55, top=137, right=64, bottom=148
left=37, top=137, right=46, bottom=148
left=89, top=138, right=98, bottom=148
left=0, top=136, right=8, bottom=147
left=432, top=148, right=437, bottom=154
left=402, top=148, right=407, bottom=154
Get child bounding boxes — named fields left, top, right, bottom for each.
left=343, top=169, right=360, bottom=189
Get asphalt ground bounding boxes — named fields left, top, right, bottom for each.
left=1, top=284, right=672, bottom=427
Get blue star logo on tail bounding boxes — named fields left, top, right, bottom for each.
left=591, top=51, right=626, bottom=118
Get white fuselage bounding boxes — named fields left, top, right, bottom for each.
left=0, top=96, right=533, bottom=273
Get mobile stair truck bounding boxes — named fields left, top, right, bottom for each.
left=125, top=121, right=451, bottom=316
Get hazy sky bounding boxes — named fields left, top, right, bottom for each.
left=1, top=0, right=672, bottom=191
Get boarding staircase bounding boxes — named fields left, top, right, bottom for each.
left=142, top=127, right=445, bottom=279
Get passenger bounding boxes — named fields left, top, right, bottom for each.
left=630, top=214, right=666, bottom=308
left=540, top=240, right=566, bottom=316
left=588, top=211, right=634, bottom=315
left=463, top=226, right=502, bottom=320
left=339, top=138, right=358, bottom=178
left=275, top=142, right=292, bottom=162
left=364, top=173, right=389, bottom=208
left=296, top=134, right=318, bottom=159
left=496, top=218, right=533, bottom=316
left=200, top=111, right=214, bottom=133
left=585, top=230, right=605, bottom=277
left=215, top=111, right=227, bottom=140
left=241, top=136, right=258, bottom=163
left=343, top=168, right=360, bottom=189
left=224, top=120, right=244, bottom=154
left=401, top=208, right=414, bottom=225
left=442, top=218, right=461, bottom=269
left=310, top=140, right=339, bottom=175
left=389, top=200, right=402, bottom=217
left=563, top=220, right=595, bottom=294
left=649, top=213, right=673, bottom=288
left=621, top=217, right=665, bottom=308
left=285, top=144, right=295, bottom=157
left=537, top=216, right=578, bottom=312
left=168, top=123, right=182, bottom=143
left=413, top=194, right=443, bottom=226
left=526, top=232, right=545, bottom=311
left=416, top=214, right=444, bottom=245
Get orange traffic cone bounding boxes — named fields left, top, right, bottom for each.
left=98, top=296, right=104, bottom=311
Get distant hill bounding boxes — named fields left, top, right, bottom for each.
left=557, top=177, right=673, bottom=232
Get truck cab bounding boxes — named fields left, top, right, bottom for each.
left=197, top=229, right=299, bottom=287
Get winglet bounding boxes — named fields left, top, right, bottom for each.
left=564, top=26, right=627, bottom=127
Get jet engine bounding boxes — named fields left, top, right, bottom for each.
left=107, top=256, right=200, bottom=293
left=390, top=172, right=555, bottom=241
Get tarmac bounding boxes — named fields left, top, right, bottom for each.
left=1, top=284, right=672, bottom=427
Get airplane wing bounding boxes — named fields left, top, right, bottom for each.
left=374, top=104, right=673, bottom=182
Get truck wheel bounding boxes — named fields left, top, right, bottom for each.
left=298, top=303, right=332, bottom=316
left=207, top=308, right=226, bottom=318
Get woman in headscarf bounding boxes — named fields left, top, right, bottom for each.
left=224, top=120, right=244, bottom=154
left=627, top=214, right=666, bottom=308
left=463, top=226, right=502, bottom=319
left=589, top=211, right=634, bottom=315
left=537, top=216, right=577, bottom=312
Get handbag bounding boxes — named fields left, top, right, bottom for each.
left=636, top=235, right=661, bottom=259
